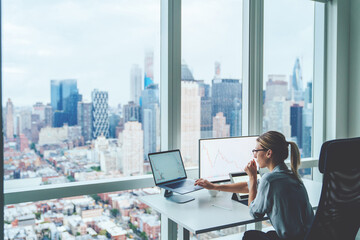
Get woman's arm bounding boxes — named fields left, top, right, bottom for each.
left=195, top=179, right=249, bottom=193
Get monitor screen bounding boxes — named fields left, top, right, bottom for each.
left=199, top=136, right=259, bottom=182
left=148, top=150, right=187, bottom=185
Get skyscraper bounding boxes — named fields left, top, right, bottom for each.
left=291, top=104, right=303, bottom=148
left=231, top=98, right=242, bottom=136
left=109, top=114, right=121, bottom=138
left=131, top=64, right=143, bottom=105
left=263, top=76, right=291, bottom=138
left=198, top=81, right=212, bottom=138
left=77, top=102, right=93, bottom=143
left=141, top=84, right=160, bottom=160
left=213, top=112, right=230, bottom=138
left=181, top=64, right=201, bottom=167
left=144, top=50, right=154, bottom=88
left=290, top=58, right=304, bottom=102
left=121, top=121, right=144, bottom=176
left=211, top=78, right=241, bottom=136
left=5, top=98, right=14, bottom=139
left=123, top=101, right=141, bottom=123
left=92, top=89, right=109, bottom=139
left=51, top=79, right=81, bottom=127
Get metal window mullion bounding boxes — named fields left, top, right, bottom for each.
left=161, top=0, right=181, bottom=152
left=247, top=0, right=264, bottom=136
left=160, top=0, right=181, bottom=238
left=313, top=2, right=326, bottom=158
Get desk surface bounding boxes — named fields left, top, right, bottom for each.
left=139, top=179, right=322, bottom=234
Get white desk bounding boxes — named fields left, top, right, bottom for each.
left=139, top=179, right=322, bottom=240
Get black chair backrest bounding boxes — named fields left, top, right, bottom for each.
left=305, top=137, right=360, bottom=240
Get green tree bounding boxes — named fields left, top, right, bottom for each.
left=67, top=175, right=75, bottom=182
left=35, top=212, right=41, bottom=220
left=110, top=208, right=119, bottom=217
left=90, top=194, right=101, bottom=203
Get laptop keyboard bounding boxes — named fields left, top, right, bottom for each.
left=165, top=180, right=194, bottom=189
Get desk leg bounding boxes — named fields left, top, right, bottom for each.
left=178, top=226, right=190, bottom=240
left=161, top=215, right=177, bottom=239
left=255, top=221, right=262, bottom=231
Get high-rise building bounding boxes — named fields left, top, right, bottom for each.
left=302, top=81, right=313, bottom=158
left=211, top=78, right=241, bottom=136
left=231, top=98, right=242, bottom=136
left=263, top=77, right=291, bottom=137
left=198, top=81, right=212, bottom=138
left=92, top=89, right=109, bottom=139
left=44, top=104, right=53, bottom=127
left=109, top=114, right=121, bottom=139
left=141, top=84, right=160, bottom=160
left=290, top=58, right=304, bottom=102
left=213, top=112, right=230, bottom=138
left=291, top=104, right=303, bottom=148
left=51, top=79, right=81, bottom=127
left=123, top=101, right=141, bottom=123
left=5, top=98, right=14, bottom=139
left=130, top=64, right=142, bottom=105
left=33, top=102, right=46, bottom=121
left=181, top=64, right=201, bottom=166
left=77, top=102, right=93, bottom=143
left=51, top=80, right=62, bottom=111
left=263, top=97, right=292, bottom=138
left=265, top=75, right=288, bottom=102
left=144, top=50, right=154, bottom=88
left=19, top=110, right=32, bottom=138
left=121, top=121, right=144, bottom=176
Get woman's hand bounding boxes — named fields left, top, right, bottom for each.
left=244, top=159, right=258, bottom=179
left=195, top=178, right=216, bottom=190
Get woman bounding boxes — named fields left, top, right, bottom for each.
left=195, top=131, right=314, bottom=240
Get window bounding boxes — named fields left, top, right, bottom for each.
left=181, top=0, right=244, bottom=167
left=2, top=0, right=160, bottom=190
left=4, top=188, right=160, bottom=239
left=263, top=0, right=315, bottom=160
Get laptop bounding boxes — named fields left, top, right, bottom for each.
left=148, top=149, right=203, bottom=195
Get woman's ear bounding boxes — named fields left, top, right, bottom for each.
left=266, top=149, right=272, bottom=159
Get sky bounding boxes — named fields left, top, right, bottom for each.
left=2, top=0, right=314, bottom=107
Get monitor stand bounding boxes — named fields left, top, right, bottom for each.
left=164, top=190, right=195, bottom=204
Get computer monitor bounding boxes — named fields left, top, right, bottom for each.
left=199, top=136, right=259, bottom=182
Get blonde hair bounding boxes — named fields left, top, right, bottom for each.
left=257, top=131, right=301, bottom=181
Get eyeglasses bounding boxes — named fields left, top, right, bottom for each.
left=252, top=148, right=268, bottom=154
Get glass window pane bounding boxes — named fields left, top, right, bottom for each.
left=2, top=0, right=160, bottom=189
left=181, top=0, right=244, bottom=167
left=263, top=0, right=314, bottom=165
left=4, top=188, right=161, bottom=239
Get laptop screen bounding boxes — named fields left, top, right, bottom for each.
left=148, top=150, right=187, bottom=185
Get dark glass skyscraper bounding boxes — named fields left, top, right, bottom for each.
left=51, top=79, right=81, bottom=127
left=290, top=104, right=303, bottom=148
left=211, top=78, right=241, bottom=136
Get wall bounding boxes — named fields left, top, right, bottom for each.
left=348, top=0, right=360, bottom=137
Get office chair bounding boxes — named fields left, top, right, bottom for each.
left=305, top=137, right=360, bottom=240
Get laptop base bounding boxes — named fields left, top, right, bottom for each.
left=164, top=190, right=195, bottom=204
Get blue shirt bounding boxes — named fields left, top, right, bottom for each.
left=249, top=163, right=314, bottom=239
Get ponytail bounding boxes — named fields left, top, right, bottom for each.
left=257, top=131, right=302, bottom=182
left=288, top=141, right=301, bottom=182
